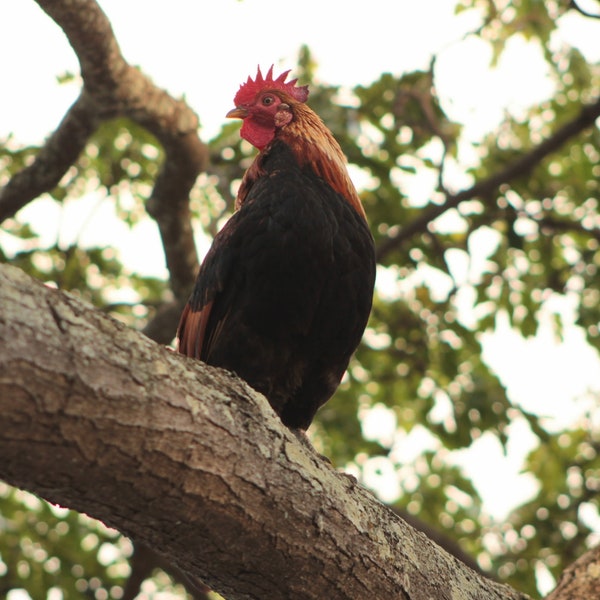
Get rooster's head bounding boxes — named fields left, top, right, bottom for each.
left=226, top=66, right=309, bottom=150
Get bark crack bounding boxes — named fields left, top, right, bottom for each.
left=47, top=297, right=69, bottom=335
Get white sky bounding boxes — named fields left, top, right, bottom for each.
left=2, top=0, right=600, bottom=550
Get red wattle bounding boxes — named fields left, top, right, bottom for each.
left=240, top=120, right=275, bottom=150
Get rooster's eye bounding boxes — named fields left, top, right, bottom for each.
left=262, top=95, right=275, bottom=106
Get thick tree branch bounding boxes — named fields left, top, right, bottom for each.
left=0, top=262, right=530, bottom=600
left=376, top=95, right=600, bottom=262
left=0, top=0, right=207, bottom=301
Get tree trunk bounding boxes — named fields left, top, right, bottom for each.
left=0, top=262, right=533, bottom=599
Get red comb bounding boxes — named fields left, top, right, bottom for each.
left=233, top=65, right=309, bottom=106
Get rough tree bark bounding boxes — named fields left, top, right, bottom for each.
left=544, top=544, right=600, bottom=600
left=0, top=262, right=534, bottom=600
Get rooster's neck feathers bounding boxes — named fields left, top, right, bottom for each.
left=236, top=100, right=367, bottom=221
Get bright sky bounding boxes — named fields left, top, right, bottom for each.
left=2, top=0, right=600, bottom=570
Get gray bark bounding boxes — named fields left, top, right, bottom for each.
left=0, top=262, right=531, bottom=599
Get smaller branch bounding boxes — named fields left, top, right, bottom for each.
left=122, top=543, right=211, bottom=600
left=144, top=127, right=206, bottom=300
left=569, top=0, right=600, bottom=19
left=423, top=56, right=453, bottom=196
left=376, top=95, right=600, bottom=262
left=532, top=213, right=600, bottom=242
left=0, top=95, right=98, bottom=222
left=141, top=300, right=185, bottom=345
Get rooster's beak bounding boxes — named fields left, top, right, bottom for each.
left=226, top=107, right=248, bottom=119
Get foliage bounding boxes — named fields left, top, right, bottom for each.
left=0, top=483, right=129, bottom=600
left=1, top=1, right=600, bottom=598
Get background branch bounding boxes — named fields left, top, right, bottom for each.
left=0, top=95, right=99, bottom=222
left=0, top=0, right=207, bottom=303
left=569, top=0, right=600, bottom=19
left=376, top=95, right=600, bottom=262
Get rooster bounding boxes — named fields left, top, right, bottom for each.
left=177, top=66, right=375, bottom=430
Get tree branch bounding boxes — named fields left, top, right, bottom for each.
left=0, top=262, right=530, bottom=600
left=0, top=95, right=99, bottom=221
left=376, top=95, right=600, bottom=262
left=1, top=0, right=207, bottom=301
left=544, top=545, right=600, bottom=599
left=569, top=0, right=600, bottom=19
left=141, top=299, right=187, bottom=345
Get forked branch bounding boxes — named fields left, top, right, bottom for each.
left=0, top=0, right=208, bottom=302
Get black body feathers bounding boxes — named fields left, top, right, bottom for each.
left=178, top=140, right=375, bottom=429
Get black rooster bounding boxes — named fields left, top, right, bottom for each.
left=178, top=66, right=375, bottom=430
